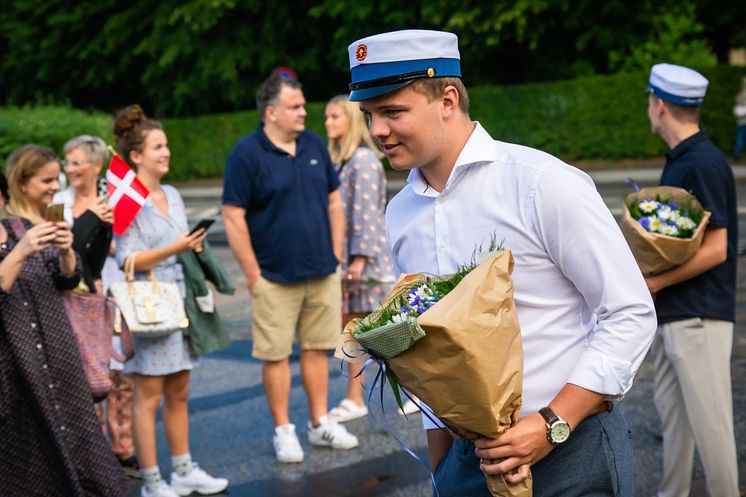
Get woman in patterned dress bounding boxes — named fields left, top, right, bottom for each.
left=0, top=144, right=132, bottom=497
left=113, top=105, right=228, bottom=497
left=325, top=95, right=410, bottom=422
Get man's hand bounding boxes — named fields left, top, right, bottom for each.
left=247, top=271, right=262, bottom=292
left=474, top=412, right=553, bottom=483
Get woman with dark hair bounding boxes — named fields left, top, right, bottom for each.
left=113, top=104, right=228, bottom=497
left=0, top=144, right=132, bottom=497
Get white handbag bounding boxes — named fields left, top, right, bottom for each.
left=109, top=252, right=189, bottom=336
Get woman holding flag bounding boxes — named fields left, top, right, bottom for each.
left=113, top=104, right=228, bottom=497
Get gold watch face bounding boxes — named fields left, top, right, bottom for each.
left=550, top=422, right=570, bottom=443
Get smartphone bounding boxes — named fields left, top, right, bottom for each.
left=45, top=203, right=65, bottom=223
left=189, top=219, right=215, bottom=236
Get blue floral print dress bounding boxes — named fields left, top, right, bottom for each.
left=115, top=185, right=195, bottom=376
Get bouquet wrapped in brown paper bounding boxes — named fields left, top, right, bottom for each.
left=335, top=250, right=530, bottom=497
left=620, top=186, right=710, bottom=275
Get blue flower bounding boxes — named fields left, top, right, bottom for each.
left=639, top=217, right=651, bottom=230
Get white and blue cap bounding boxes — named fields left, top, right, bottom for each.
left=646, top=63, right=708, bottom=107
left=347, top=30, right=461, bottom=102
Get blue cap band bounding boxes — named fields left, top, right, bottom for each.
left=349, top=58, right=461, bottom=101
left=646, top=84, right=704, bottom=107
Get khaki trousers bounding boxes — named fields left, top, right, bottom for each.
left=652, top=318, right=739, bottom=497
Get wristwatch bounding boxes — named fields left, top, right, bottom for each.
left=539, top=406, right=571, bottom=445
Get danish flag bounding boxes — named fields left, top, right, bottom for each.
left=106, top=154, right=149, bottom=235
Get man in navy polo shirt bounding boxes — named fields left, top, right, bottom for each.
left=644, top=63, right=739, bottom=497
left=222, top=73, right=358, bottom=464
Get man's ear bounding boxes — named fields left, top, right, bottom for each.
left=264, top=105, right=276, bottom=123
left=441, top=85, right=460, bottom=117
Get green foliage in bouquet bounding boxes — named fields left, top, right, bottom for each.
left=350, top=234, right=504, bottom=414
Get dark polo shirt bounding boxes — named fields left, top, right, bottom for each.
left=656, top=130, right=738, bottom=324
left=222, top=125, right=340, bottom=283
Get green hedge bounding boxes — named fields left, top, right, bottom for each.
left=2, top=65, right=744, bottom=181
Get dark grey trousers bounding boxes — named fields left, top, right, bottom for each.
left=433, top=406, right=634, bottom=497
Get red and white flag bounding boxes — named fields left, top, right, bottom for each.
left=106, top=154, right=149, bottom=235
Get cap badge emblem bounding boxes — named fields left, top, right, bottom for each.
left=427, top=68, right=435, bottom=77
left=356, top=44, right=368, bottom=61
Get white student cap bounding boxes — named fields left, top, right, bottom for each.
left=347, top=30, right=461, bottom=102
left=646, top=63, right=709, bottom=107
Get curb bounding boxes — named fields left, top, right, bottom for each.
left=177, top=166, right=746, bottom=201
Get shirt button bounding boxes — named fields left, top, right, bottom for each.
left=60, top=425, right=66, bottom=431
left=36, top=343, right=42, bottom=350
left=55, top=404, right=60, bottom=410
left=23, top=302, right=28, bottom=306
left=439, top=241, right=447, bottom=248
left=31, top=323, right=37, bottom=329
left=437, top=196, right=447, bottom=204
left=48, top=383, right=54, bottom=389
left=42, top=364, right=48, bottom=370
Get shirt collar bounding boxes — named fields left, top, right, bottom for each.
left=407, top=122, right=497, bottom=197
left=257, top=122, right=304, bottom=156
left=666, top=129, right=708, bottom=162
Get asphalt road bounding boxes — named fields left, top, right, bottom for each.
left=138, top=169, right=746, bottom=497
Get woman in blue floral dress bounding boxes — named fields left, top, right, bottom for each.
left=113, top=105, right=228, bottom=497
left=325, top=95, right=409, bottom=421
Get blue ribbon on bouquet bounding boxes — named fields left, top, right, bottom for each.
left=625, top=177, right=642, bottom=192
left=340, top=341, right=441, bottom=497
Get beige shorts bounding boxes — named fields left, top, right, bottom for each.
left=251, top=269, right=342, bottom=361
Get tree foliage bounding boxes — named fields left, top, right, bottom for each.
left=0, top=0, right=742, bottom=117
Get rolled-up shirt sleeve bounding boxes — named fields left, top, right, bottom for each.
left=531, top=165, right=657, bottom=398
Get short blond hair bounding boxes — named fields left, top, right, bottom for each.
left=327, top=94, right=383, bottom=165
left=4, top=144, right=59, bottom=224
left=410, top=77, right=470, bottom=115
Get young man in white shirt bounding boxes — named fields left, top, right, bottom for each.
left=347, top=29, right=657, bottom=496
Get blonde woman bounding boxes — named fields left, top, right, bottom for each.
left=1, top=144, right=132, bottom=496
left=325, top=95, right=418, bottom=420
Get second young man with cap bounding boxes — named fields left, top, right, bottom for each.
left=644, top=63, right=739, bottom=497
left=347, top=29, right=656, bottom=496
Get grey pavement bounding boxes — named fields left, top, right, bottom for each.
left=142, top=166, right=746, bottom=497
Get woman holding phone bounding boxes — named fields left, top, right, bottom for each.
left=113, top=104, right=228, bottom=497
left=54, top=135, right=142, bottom=477
left=1, top=144, right=132, bottom=496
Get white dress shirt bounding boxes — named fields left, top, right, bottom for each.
left=385, top=123, right=656, bottom=427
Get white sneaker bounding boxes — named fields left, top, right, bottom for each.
left=170, top=463, right=228, bottom=496
left=399, top=398, right=421, bottom=416
left=308, top=415, right=359, bottom=449
left=328, top=398, right=369, bottom=423
left=273, top=423, right=304, bottom=463
left=141, top=481, right=179, bottom=497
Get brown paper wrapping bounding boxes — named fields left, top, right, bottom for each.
left=620, top=186, right=711, bottom=276
left=335, top=251, right=531, bottom=497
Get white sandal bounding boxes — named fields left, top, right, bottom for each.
left=328, top=399, right=369, bottom=423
